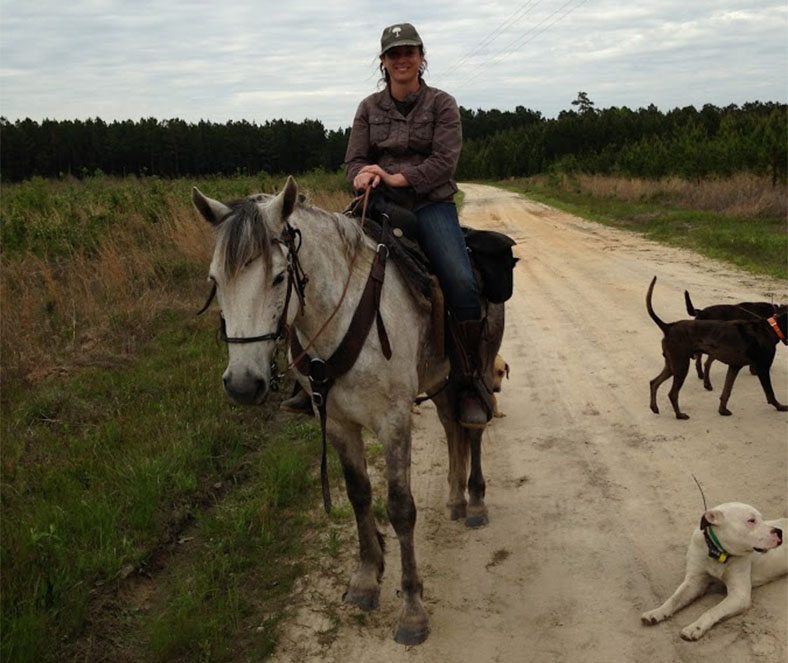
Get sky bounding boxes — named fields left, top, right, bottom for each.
left=1, top=1, right=786, bottom=130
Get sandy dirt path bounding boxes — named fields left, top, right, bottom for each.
left=272, top=183, right=787, bottom=663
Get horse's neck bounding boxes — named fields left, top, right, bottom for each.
left=290, top=211, right=374, bottom=347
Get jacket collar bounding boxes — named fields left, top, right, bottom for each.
left=379, top=83, right=428, bottom=111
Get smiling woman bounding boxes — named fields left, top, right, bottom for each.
left=343, top=22, right=495, bottom=430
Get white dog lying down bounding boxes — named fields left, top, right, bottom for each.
left=641, top=502, right=787, bottom=640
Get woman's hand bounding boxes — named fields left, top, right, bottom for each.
left=353, top=167, right=383, bottom=190
left=355, top=165, right=409, bottom=190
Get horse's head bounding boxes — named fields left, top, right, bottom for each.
left=192, top=177, right=300, bottom=405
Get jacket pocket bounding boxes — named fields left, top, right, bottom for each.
left=369, top=115, right=391, bottom=145
left=410, top=111, right=434, bottom=149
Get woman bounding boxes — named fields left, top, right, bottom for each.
left=344, top=22, right=492, bottom=429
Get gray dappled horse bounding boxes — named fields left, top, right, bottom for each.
left=192, top=177, right=504, bottom=645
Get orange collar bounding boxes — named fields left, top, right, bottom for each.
left=767, top=316, right=786, bottom=342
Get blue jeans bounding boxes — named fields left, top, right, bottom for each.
left=415, top=202, right=481, bottom=321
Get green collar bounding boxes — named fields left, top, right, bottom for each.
left=704, top=526, right=730, bottom=563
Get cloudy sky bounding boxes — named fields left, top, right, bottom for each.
left=1, top=1, right=786, bottom=130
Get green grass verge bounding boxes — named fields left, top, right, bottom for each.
left=1, top=311, right=325, bottom=661
left=497, top=178, right=787, bottom=280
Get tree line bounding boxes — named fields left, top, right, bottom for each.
left=1, top=98, right=785, bottom=183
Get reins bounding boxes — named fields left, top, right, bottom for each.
left=285, top=186, right=373, bottom=370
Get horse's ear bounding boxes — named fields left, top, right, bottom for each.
left=192, top=187, right=231, bottom=226
left=270, top=176, right=298, bottom=226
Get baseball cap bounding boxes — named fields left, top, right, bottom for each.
left=380, top=23, right=423, bottom=56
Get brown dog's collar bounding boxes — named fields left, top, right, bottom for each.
left=767, top=316, right=786, bottom=343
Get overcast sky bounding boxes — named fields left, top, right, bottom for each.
left=1, top=1, right=786, bottom=130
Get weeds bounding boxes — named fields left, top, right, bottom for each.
left=1, top=172, right=349, bottom=660
left=505, top=174, right=788, bottom=279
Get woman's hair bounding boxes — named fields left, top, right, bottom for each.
left=378, top=46, right=428, bottom=87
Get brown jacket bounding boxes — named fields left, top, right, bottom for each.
left=344, top=84, right=462, bottom=206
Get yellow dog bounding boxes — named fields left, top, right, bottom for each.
left=492, top=354, right=510, bottom=418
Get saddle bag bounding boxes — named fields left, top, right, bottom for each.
left=462, top=227, right=519, bottom=304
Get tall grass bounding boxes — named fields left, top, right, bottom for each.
left=0, top=171, right=349, bottom=660
left=567, top=173, right=788, bottom=219
left=0, top=170, right=350, bottom=388
left=506, top=173, right=788, bottom=279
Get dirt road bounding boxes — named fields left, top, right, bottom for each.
left=273, top=183, right=787, bottom=663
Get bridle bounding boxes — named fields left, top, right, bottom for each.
left=197, top=189, right=381, bottom=514
left=197, top=221, right=309, bottom=388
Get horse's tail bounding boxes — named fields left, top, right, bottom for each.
left=684, top=290, right=698, bottom=317
left=647, top=276, right=670, bottom=333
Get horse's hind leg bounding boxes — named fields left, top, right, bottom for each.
left=434, top=390, right=468, bottom=520
left=434, top=390, right=487, bottom=528
left=381, top=411, right=429, bottom=645
left=329, top=421, right=384, bottom=611
left=465, top=427, right=488, bottom=528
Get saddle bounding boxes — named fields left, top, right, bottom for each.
left=345, top=189, right=519, bottom=304
left=345, top=190, right=519, bottom=356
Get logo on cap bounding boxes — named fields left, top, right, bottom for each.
left=392, top=26, right=402, bottom=37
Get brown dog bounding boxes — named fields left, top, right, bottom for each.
left=492, top=354, right=510, bottom=418
left=647, top=276, right=788, bottom=419
left=684, top=289, right=779, bottom=390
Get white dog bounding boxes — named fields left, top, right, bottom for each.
left=641, top=502, right=787, bottom=640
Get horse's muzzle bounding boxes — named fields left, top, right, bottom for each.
left=223, top=370, right=268, bottom=405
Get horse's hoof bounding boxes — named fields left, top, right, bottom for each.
left=344, top=588, right=379, bottom=611
left=465, top=512, right=489, bottom=528
left=449, top=504, right=466, bottom=520
left=394, top=622, right=429, bottom=645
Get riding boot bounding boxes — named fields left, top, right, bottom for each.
left=280, top=382, right=314, bottom=416
left=449, top=318, right=494, bottom=430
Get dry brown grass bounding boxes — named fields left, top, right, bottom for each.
left=567, top=173, right=787, bottom=219
left=1, top=209, right=213, bottom=387
left=0, top=179, right=350, bottom=391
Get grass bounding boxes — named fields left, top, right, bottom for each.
left=0, top=171, right=353, bottom=661
left=499, top=173, right=788, bottom=280
left=1, top=309, right=329, bottom=661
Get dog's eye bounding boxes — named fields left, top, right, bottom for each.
left=272, top=272, right=285, bottom=286
left=747, top=517, right=757, bottom=524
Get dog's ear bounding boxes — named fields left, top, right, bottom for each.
left=700, top=509, right=721, bottom=530
left=504, top=363, right=510, bottom=380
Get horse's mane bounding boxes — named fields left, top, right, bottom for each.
left=298, top=202, right=368, bottom=265
left=215, top=193, right=368, bottom=280
left=215, top=198, right=275, bottom=279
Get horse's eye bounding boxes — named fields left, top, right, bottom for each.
left=272, top=272, right=286, bottom=286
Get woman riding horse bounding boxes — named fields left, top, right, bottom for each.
left=283, top=22, right=493, bottom=429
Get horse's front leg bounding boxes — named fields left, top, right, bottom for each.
left=329, top=420, right=385, bottom=611
left=382, top=411, right=429, bottom=645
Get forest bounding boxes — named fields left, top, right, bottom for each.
left=1, top=98, right=785, bottom=183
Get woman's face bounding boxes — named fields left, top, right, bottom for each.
left=382, top=46, right=423, bottom=87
